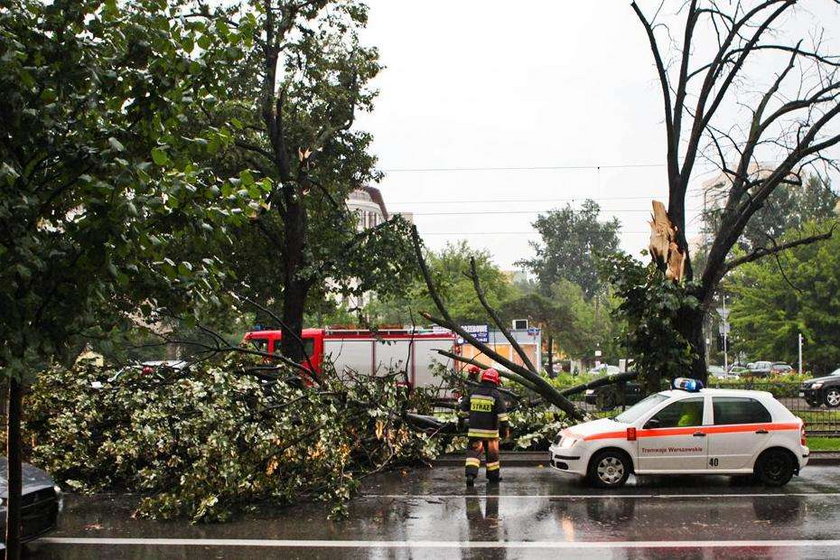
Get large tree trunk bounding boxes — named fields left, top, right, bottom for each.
left=5, top=378, right=23, bottom=560
left=280, top=195, right=310, bottom=363
left=677, top=302, right=707, bottom=384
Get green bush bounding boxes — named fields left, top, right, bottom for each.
left=22, top=356, right=440, bottom=522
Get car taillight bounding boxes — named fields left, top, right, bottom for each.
left=801, top=424, right=807, bottom=447
left=141, top=366, right=154, bottom=375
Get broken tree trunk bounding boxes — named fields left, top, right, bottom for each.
left=649, top=200, right=685, bottom=282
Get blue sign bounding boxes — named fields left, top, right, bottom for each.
left=461, top=324, right=490, bottom=343
left=527, top=327, right=541, bottom=336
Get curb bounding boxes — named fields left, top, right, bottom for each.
left=433, top=451, right=840, bottom=467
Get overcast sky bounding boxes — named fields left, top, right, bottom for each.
left=354, top=1, right=840, bottom=270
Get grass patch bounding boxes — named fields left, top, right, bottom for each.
left=806, top=437, right=840, bottom=452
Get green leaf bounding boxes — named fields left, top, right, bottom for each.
left=151, top=147, right=169, bottom=166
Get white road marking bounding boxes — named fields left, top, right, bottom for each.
left=38, top=538, right=840, bottom=549
left=361, top=492, right=840, bottom=499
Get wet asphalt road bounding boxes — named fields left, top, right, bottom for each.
left=24, top=465, right=840, bottom=559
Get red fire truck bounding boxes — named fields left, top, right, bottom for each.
left=243, top=328, right=459, bottom=388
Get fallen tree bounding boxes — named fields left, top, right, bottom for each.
left=21, top=355, right=440, bottom=522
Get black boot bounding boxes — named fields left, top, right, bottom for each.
left=466, top=474, right=475, bottom=487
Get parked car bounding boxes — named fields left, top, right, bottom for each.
left=588, top=364, right=621, bottom=376
left=0, top=459, right=62, bottom=546
left=771, top=363, right=793, bottom=375
left=585, top=381, right=644, bottom=411
left=800, top=367, right=840, bottom=408
left=708, top=365, right=739, bottom=380
left=747, top=361, right=773, bottom=377
left=550, top=379, right=809, bottom=488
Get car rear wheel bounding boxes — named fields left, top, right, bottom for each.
left=824, top=388, right=840, bottom=408
left=587, top=450, right=631, bottom=488
left=754, top=449, right=795, bottom=487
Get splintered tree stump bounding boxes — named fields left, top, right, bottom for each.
left=648, top=200, right=685, bottom=282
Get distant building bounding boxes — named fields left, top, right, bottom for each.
left=340, top=186, right=390, bottom=309
left=347, top=186, right=388, bottom=231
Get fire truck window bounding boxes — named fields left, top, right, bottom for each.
left=713, top=397, right=771, bottom=425
left=249, top=339, right=267, bottom=352
left=273, top=338, right=315, bottom=358
left=649, top=397, right=704, bottom=428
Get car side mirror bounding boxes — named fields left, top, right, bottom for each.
left=644, top=418, right=661, bottom=429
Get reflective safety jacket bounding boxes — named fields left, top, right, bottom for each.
left=458, top=382, right=510, bottom=439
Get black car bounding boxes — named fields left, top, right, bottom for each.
left=800, top=368, right=840, bottom=408
left=584, top=381, right=644, bottom=411
left=0, top=459, right=62, bottom=546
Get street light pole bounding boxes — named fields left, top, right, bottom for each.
left=722, top=294, right=728, bottom=372
left=799, top=333, right=803, bottom=375
left=716, top=294, right=731, bottom=372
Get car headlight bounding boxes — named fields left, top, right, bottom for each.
left=560, top=437, right=578, bottom=449
left=812, top=383, right=823, bottom=389
left=585, top=389, right=595, bottom=395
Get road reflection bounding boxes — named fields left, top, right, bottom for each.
left=463, top=484, right=506, bottom=560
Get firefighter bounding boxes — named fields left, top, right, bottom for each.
left=459, top=367, right=510, bottom=486
left=466, top=364, right=481, bottom=383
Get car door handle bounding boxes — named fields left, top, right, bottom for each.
left=693, top=432, right=706, bottom=437
left=755, top=429, right=769, bottom=434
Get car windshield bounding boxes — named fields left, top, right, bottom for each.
left=614, top=393, right=669, bottom=424
left=831, top=368, right=840, bottom=377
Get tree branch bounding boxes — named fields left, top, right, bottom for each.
left=723, top=226, right=836, bottom=274
left=466, top=256, right=536, bottom=373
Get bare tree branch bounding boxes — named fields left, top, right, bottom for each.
left=723, top=225, right=836, bottom=273
left=466, top=257, right=536, bottom=373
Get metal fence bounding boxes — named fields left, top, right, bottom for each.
left=708, top=380, right=840, bottom=436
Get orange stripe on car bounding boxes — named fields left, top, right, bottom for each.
left=581, top=422, right=801, bottom=441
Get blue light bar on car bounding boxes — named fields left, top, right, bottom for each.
left=673, top=377, right=704, bottom=392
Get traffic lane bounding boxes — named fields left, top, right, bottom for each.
left=25, top=541, right=840, bottom=560
left=28, top=466, right=840, bottom=559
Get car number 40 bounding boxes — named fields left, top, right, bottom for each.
left=709, top=458, right=719, bottom=467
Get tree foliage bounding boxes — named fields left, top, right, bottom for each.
left=0, top=0, right=252, bottom=374
left=728, top=221, right=840, bottom=375
left=189, top=0, right=418, bottom=359
left=517, top=200, right=620, bottom=299
left=500, top=280, right=620, bottom=364
left=601, top=252, right=699, bottom=393
left=21, top=357, right=439, bottom=522
left=365, top=241, right=514, bottom=326
left=0, top=1, right=259, bottom=551
left=697, top=175, right=837, bottom=274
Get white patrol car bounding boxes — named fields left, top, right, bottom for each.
left=549, top=378, right=809, bottom=488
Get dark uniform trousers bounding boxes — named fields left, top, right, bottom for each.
left=459, top=383, right=509, bottom=481
left=465, top=437, right=501, bottom=481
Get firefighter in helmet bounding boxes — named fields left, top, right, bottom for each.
left=458, top=367, right=510, bottom=486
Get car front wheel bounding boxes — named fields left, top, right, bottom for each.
left=824, top=388, right=840, bottom=408
left=754, top=449, right=795, bottom=487
left=587, top=450, right=631, bottom=488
